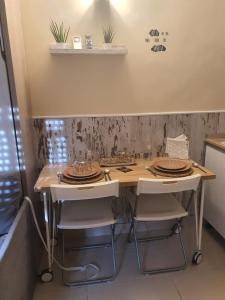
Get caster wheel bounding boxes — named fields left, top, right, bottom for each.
left=192, top=251, right=203, bottom=265
left=40, top=269, right=54, bottom=283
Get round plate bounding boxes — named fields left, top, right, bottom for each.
left=153, top=163, right=192, bottom=173
left=63, top=169, right=102, bottom=181
left=61, top=172, right=104, bottom=184
left=64, top=166, right=99, bottom=178
left=154, top=159, right=188, bottom=171
left=149, top=166, right=193, bottom=177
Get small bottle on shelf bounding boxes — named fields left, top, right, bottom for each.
left=85, top=34, right=93, bottom=49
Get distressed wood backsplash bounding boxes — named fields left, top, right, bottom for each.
left=33, top=112, right=225, bottom=169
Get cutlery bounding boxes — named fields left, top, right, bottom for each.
left=57, top=171, right=62, bottom=183
left=145, top=166, right=157, bottom=177
left=105, top=169, right=111, bottom=181
left=192, top=162, right=207, bottom=173
left=104, top=170, right=108, bottom=181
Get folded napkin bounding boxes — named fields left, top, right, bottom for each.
left=165, top=134, right=189, bottom=159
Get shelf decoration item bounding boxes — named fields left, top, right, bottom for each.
left=50, top=20, right=70, bottom=49
left=85, top=34, right=93, bottom=49
left=72, top=35, right=82, bottom=49
left=103, top=25, right=115, bottom=49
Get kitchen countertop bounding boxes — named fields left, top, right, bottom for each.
left=205, top=136, right=225, bottom=152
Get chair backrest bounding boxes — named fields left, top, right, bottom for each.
left=137, top=175, right=201, bottom=195
left=50, top=180, right=119, bottom=203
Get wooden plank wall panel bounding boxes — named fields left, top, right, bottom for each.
left=33, top=112, right=225, bottom=169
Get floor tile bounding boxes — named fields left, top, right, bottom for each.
left=33, top=282, right=87, bottom=300
left=87, top=274, right=181, bottom=300
left=171, top=269, right=225, bottom=300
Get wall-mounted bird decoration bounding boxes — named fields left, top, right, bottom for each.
left=145, top=29, right=169, bottom=53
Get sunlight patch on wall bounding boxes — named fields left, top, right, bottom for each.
left=45, top=119, right=68, bottom=164
left=74, top=0, right=94, bottom=14
left=110, top=0, right=130, bottom=15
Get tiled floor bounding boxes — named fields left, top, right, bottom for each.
left=33, top=219, right=225, bottom=300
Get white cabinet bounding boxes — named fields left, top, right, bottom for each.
left=205, top=145, right=225, bottom=238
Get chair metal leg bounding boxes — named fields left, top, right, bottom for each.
left=133, top=222, right=141, bottom=271
left=133, top=221, right=187, bottom=275
left=69, top=242, right=111, bottom=251
left=111, top=224, right=117, bottom=277
left=60, top=224, right=117, bottom=286
left=54, top=203, right=61, bottom=243
left=178, top=229, right=187, bottom=268
left=61, top=230, right=65, bottom=283
left=128, top=219, right=134, bottom=243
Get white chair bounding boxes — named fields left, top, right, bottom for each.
left=50, top=180, right=119, bottom=286
left=129, top=175, right=201, bottom=274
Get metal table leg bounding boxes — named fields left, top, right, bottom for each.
left=198, top=180, right=206, bottom=251
left=43, top=191, right=52, bottom=272
left=193, top=191, right=199, bottom=248
left=192, top=180, right=205, bottom=265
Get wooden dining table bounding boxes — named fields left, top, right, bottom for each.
left=34, top=159, right=215, bottom=190
left=34, top=159, right=215, bottom=276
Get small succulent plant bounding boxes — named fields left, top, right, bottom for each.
left=50, top=20, right=70, bottom=43
left=103, top=26, right=115, bottom=43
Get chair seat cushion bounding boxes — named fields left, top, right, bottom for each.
left=135, top=193, right=188, bottom=222
left=58, top=197, right=115, bottom=230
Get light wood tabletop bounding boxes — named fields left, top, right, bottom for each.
left=34, top=159, right=215, bottom=192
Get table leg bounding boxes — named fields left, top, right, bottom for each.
left=193, top=191, right=199, bottom=249
left=43, top=191, right=52, bottom=272
left=192, top=180, right=205, bottom=265
left=198, top=180, right=206, bottom=251
left=51, top=204, right=56, bottom=265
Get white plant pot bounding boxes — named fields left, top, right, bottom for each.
left=103, top=43, right=113, bottom=49
left=50, top=43, right=70, bottom=50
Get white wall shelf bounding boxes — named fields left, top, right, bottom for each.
left=49, top=47, right=128, bottom=56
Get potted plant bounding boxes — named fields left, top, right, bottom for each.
left=102, top=26, right=115, bottom=49
left=50, top=20, right=70, bottom=49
